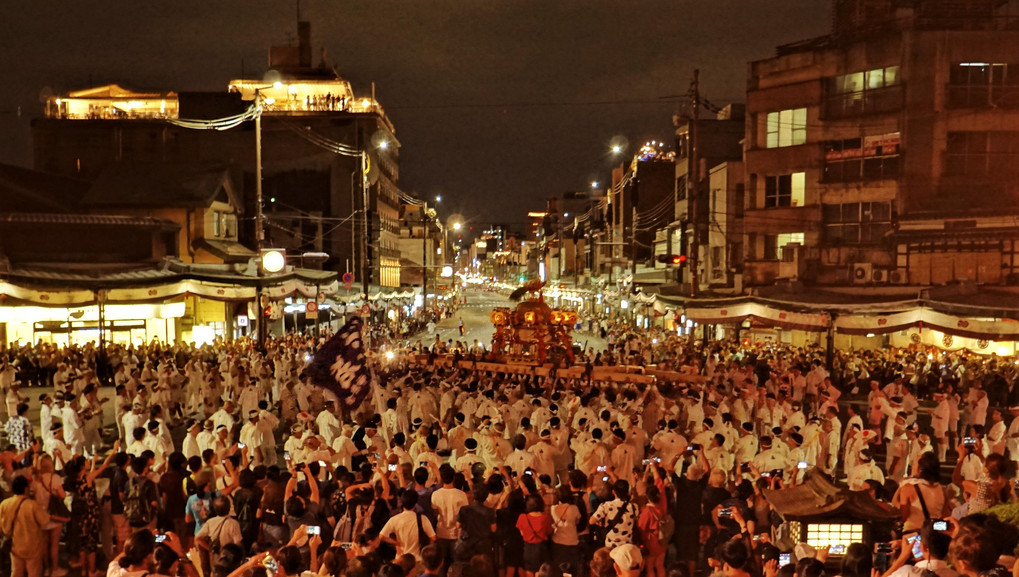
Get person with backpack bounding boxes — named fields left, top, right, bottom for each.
left=195, top=495, right=242, bottom=573
left=378, top=489, right=436, bottom=564
left=589, top=479, right=638, bottom=550
left=231, top=469, right=263, bottom=553
left=454, top=483, right=496, bottom=566
left=637, top=483, right=671, bottom=577
left=123, top=455, right=160, bottom=531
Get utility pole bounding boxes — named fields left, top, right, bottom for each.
left=361, top=150, right=370, bottom=316
left=688, top=69, right=700, bottom=298
left=422, top=208, right=429, bottom=313
left=255, top=96, right=267, bottom=349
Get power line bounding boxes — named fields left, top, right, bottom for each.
left=385, top=97, right=683, bottom=111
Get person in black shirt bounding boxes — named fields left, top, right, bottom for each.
left=673, top=462, right=707, bottom=577
left=259, top=468, right=288, bottom=547
left=454, top=484, right=496, bottom=563
left=231, top=468, right=263, bottom=553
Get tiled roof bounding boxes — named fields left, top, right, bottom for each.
left=0, top=212, right=176, bottom=228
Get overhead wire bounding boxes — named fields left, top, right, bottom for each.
left=167, top=103, right=261, bottom=130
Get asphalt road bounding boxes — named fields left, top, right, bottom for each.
left=425, top=287, right=608, bottom=355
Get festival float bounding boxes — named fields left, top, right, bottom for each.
left=489, top=280, right=577, bottom=366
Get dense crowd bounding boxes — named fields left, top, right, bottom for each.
left=0, top=311, right=1018, bottom=577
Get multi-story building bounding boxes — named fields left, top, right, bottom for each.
left=669, top=104, right=746, bottom=292
left=397, top=201, right=442, bottom=303
left=744, top=0, right=1019, bottom=288
left=32, top=21, right=404, bottom=289
left=705, top=160, right=746, bottom=290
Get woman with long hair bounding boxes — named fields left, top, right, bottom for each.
left=892, top=452, right=950, bottom=531
left=497, top=488, right=527, bottom=577
left=953, top=450, right=1013, bottom=514
left=66, top=449, right=117, bottom=577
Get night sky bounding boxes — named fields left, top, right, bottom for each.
left=0, top=0, right=829, bottom=229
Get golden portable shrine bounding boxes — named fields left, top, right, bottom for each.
left=489, top=280, right=578, bottom=365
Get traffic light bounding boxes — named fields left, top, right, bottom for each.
left=657, top=254, right=687, bottom=265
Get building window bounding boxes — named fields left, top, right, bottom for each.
left=948, top=63, right=1019, bottom=109
left=764, top=172, right=805, bottom=208
left=823, top=201, right=893, bottom=244
left=212, top=211, right=222, bottom=237
left=824, top=66, right=901, bottom=118
left=945, top=131, right=1019, bottom=176
left=778, top=233, right=804, bottom=261
left=823, top=132, right=901, bottom=182
left=766, top=108, right=807, bottom=148
left=729, top=242, right=743, bottom=266
left=763, top=234, right=778, bottom=260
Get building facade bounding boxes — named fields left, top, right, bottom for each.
left=744, top=0, right=1019, bottom=288
left=32, top=22, right=405, bottom=289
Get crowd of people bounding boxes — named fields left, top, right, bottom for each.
left=0, top=304, right=1017, bottom=577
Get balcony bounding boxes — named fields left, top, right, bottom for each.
left=822, top=84, right=903, bottom=120
left=743, top=260, right=783, bottom=286
left=946, top=84, right=1019, bottom=109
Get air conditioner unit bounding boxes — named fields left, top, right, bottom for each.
left=851, top=262, right=873, bottom=284
left=889, top=269, right=908, bottom=285
left=872, top=269, right=888, bottom=284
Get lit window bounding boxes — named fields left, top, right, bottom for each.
left=825, top=66, right=901, bottom=118
left=764, top=172, right=806, bottom=208
left=765, top=108, right=807, bottom=148
left=806, top=523, right=863, bottom=550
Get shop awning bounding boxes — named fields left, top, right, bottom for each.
left=649, top=284, right=1019, bottom=340
left=685, top=301, right=831, bottom=331
left=835, top=308, right=1019, bottom=340
left=0, top=259, right=340, bottom=306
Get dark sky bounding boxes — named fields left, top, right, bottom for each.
left=0, top=0, right=829, bottom=228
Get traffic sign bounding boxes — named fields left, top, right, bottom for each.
left=361, top=304, right=371, bottom=315
left=342, top=272, right=354, bottom=283
left=306, top=301, right=319, bottom=313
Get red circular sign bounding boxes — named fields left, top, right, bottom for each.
left=361, top=304, right=371, bottom=315
left=306, top=301, right=319, bottom=313
left=342, top=272, right=354, bottom=283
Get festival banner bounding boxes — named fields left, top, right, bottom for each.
left=305, top=316, right=373, bottom=408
